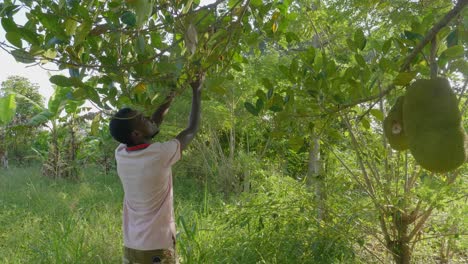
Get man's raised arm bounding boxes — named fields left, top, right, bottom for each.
left=176, top=73, right=204, bottom=151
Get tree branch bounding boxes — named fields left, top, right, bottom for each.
left=326, top=0, right=468, bottom=115
left=401, top=0, right=468, bottom=71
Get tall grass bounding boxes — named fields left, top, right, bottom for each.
left=3, top=164, right=464, bottom=263
left=0, top=166, right=122, bottom=263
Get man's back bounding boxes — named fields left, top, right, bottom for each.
left=116, top=140, right=181, bottom=250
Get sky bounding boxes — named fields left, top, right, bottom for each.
left=0, top=0, right=217, bottom=103
left=0, top=10, right=57, bottom=102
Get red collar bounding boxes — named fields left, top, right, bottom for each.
left=126, top=143, right=151, bottom=151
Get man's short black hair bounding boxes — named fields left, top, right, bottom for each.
left=109, top=108, right=136, bottom=145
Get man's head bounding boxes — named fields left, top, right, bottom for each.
left=109, top=108, right=159, bottom=146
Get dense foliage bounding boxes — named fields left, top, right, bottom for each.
left=0, top=0, right=467, bottom=263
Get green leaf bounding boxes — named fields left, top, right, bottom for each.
left=50, top=75, right=73, bottom=87
left=261, top=78, right=274, bottom=90
left=256, top=98, right=264, bottom=111
left=393, top=72, right=416, bottom=86
left=0, top=94, right=16, bottom=124
left=136, top=35, right=146, bottom=55
left=17, top=27, right=40, bottom=46
left=370, top=109, right=383, bottom=121
left=267, top=88, right=274, bottom=99
left=361, top=117, right=370, bottom=129
left=269, top=94, right=283, bottom=112
left=90, top=113, right=101, bottom=136
left=446, top=30, right=458, bottom=47
left=65, top=19, right=78, bottom=36
left=11, top=49, right=35, bottom=64
left=182, top=0, right=194, bottom=14
left=1, top=17, right=18, bottom=32
left=354, top=29, right=366, bottom=50
left=354, top=54, right=366, bottom=68
left=440, top=45, right=464, bottom=59
left=244, top=102, right=259, bottom=116
left=121, top=11, right=136, bottom=27
left=75, top=21, right=92, bottom=45
left=28, top=110, right=54, bottom=126
left=382, top=39, right=392, bottom=54
left=6, top=31, right=22, bottom=48
left=346, top=39, right=356, bottom=51
left=404, top=30, right=423, bottom=41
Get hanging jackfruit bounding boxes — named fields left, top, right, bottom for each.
left=384, top=96, right=409, bottom=150
left=403, top=78, right=466, bottom=173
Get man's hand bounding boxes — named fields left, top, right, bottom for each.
left=151, top=91, right=176, bottom=126
left=190, top=72, right=205, bottom=92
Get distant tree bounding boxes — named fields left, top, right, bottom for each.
left=0, top=75, right=45, bottom=165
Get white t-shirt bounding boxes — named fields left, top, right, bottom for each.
left=115, top=139, right=181, bottom=250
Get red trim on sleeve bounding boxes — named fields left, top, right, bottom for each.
left=126, top=143, right=151, bottom=151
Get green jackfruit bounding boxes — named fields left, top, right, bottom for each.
left=403, top=78, right=466, bottom=173
left=384, top=96, right=409, bottom=150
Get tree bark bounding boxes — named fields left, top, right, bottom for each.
left=307, top=136, right=325, bottom=222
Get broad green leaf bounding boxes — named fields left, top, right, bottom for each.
left=11, top=49, right=35, bottom=64
left=370, top=109, right=383, bottom=121
left=133, top=0, right=153, bottom=27
left=6, top=31, right=22, bottom=48
left=28, top=110, right=54, bottom=126
left=75, top=21, right=92, bottom=45
left=0, top=94, right=16, bottom=124
left=288, top=136, right=304, bottom=151
left=361, top=117, right=370, bottom=130
left=290, top=59, right=298, bottom=75
left=65, top=19, right=78, bottom=36
left=17, top=27, right=40, bottom=46
left=244, top=102, right=259, bottom=116
left=262, top=78, right=274, bottom=90
left=269, top=94, right=283, bottom=112
left=136, top=35, right=146, bottom=55
left=256, top=98, right=264, bottom=111
left=42, top=49, right=57, bottom=60
left=355, top=54, right=366, bottom=68
left=50, top=75, right=73, bottom=87
left=440, top=45, right=464, bottom=59
left=1, top=17, right=17, bottom=32
left=267, top=88, right=274, bottom=99
left=354, top=29, right=366, bottom=50
left=446, top=30, right=458, bottom=47
left=382, top=39, right=392, bottom=54
left=182, top=0, right=194, bottom=14
left=256, top=90, right=267, bottom=101
left=251, top=0, right=263, bottom=7
left=90, top=113, right=101, bottom=136
left=393, top=72, right=416, bottom=86
left=404, top=30, right=423, bottom=41
left=346, top=39, right=356, bottom=51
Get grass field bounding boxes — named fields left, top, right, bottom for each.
left=0, top=165, right=340, bottom=264
left=0, top=166, right=124, bottom=263
left=2, top=166, right=465, bottom=263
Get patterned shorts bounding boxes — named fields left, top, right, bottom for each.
left=123, top=247, right=177, bottom=264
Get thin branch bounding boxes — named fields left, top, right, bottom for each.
left=408, top=206, right=434, bottom=241
left=401, top=0, right=468, bottom=71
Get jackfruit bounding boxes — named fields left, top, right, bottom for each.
left=384, top=96, right=409, bottom=150
left=403, top=78, right=466, bottom=173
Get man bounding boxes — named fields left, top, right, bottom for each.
left=109, top=74, right=204, bottom=264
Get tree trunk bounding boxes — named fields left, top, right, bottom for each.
left=390, top=210, right=412, bottom=264
left=307, top=136, right=325, bottom=222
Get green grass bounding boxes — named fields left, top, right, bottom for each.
left=0, top=166, right=123, bottom=263
left=6, top=165, right=465, bottom=263
left=1, top=165, right=352, bottom=264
